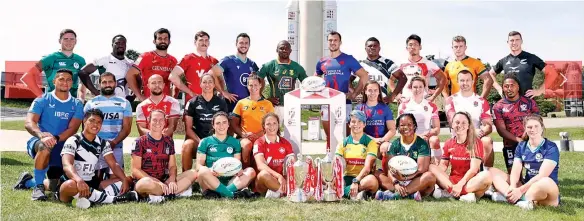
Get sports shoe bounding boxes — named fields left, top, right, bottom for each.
left=354, top=191, right=372, bottom=201
left=374, top=190, right=385, bottom=201
left=72, top=197, right=91, bottom=209
left=459, top=193, right=477, bottom=203
left=178, top=187, right=193, bottom=198
left=114, top=191, right=139, bottom=203
left=31, top=184, right=47, bottom=201
left=432, top=185, right=452, bottom=199
left=13, top=172, right=33, bottom=190
left=233, top=190, right=247, bottom=199
left=265, top=189, right=281, bottom=199
left=202, top=190, right=221, bottom=199
left=409, top=191, right=422, bottom=201
left=491, top=192, right=507, bottom=202
left=484, top=185, right=495, bottom=197
left=516, top=200, right=535, bottom=210
left=147, top=195, right=165, bottom=204
left=240, top=188, right=259, bottom=199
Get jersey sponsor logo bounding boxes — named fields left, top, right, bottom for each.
left=113, top=102, right=122, bottom=106
left=55, top=111, right=70, bottom=119
left=49, top=103, right=56, bottom=108
left=366, top=119, right=384, bottom=126
left=278, top=76, right=293, bottom=90
left=196, top=105, right=203, bottom=110
left=240, top=73, right=250, bottom=86
left=212, top=105, right=220, bottom=111
left=520, top=104, right=528, bottom=111
left=104, top=112, right=121, bottom=120
left=59, top=62, right=66, bottom=66
left=279, top=147, right=285, bottom=154
left=243, top=106, right=249, bottom=110
left=202, top=113, right=212, bottom=118
left=63, top=143, right=76, bottom=153
left=152, top=66, right=173, bottom=72
left=209, top=146, right=218, bottom=152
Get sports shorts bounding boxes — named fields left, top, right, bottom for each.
left=502, top=146, right=516, bottom=170
left=26, top=137, right=65, bottom=167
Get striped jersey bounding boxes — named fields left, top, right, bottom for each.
left=84, top=95, right=133, bottom=149
left=136, top=95, right=181, bottom=126
left=61, top=133, right=112, bottom=181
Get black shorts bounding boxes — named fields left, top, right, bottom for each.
left=47, top=167, right=64, bottom=180
left=502, top=146, right=517, bottom=170
left=60, top=173, right=102, bottom=190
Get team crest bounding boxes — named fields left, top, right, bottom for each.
left=243, top=106, right=249, bottom=110
left=73, top=62, right=79, bottom=69
left=520, top=104, right=528, bottom=112
left=474, top=101, right=479, bottom=107
left=227, top=147, right=234, bottom=154
left=535, top=153, right=543, bottom=162
left=279, top=147, right=285, bottom=154
left=274, top=70, right=279, bottom=76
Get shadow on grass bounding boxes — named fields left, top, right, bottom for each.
left=1, top=157, right=32, bottom=166
left=559, top=178, right=584, bottom=199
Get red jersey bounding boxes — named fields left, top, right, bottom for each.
left=133, top=51, right=178, bottom=96
left=252, top=135, right=295, bottom=174
left=136, top=95, right=181, bottom=127
left=442, top=137, right=484, bottom=179
left=177, top=52, right=218, bottom=104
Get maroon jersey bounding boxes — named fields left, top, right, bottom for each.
left=492, top=96, right=539, bottom=147
left=132, top=133, right=175, bottom=180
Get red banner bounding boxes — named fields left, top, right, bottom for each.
left=334, top=157, right=344, bottom=199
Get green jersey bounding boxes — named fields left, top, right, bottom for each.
left=387, top=136, right=430, bottom=161
left=257, top=59, right=307, bottom=106
left=197, top=135, right=242, bottom=167
left=40, top=51, right=86, bottom=97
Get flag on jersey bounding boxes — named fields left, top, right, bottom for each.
left=217, top=55, right=259, bottom=102
left=176, top=52, right=219, bottom=104
left=136, top=95, right=181, bottom=127
left=359, top=57, right=398, bottom=98
left=514, top=139, right=559, bottom=185
left=445, top=92, right=492, bottom=129
left=61, top=133, right=112, bottom=181
left=354, top=103, right=394, bottom=138
left=398, top=98, right=439, bottom=135
left=316, top=53, right=362, bottom=104
left=84, top=95, right=133, bottom=149
left=93, top=54, right=133, bottom=98
left=133, top=51, right=178, bottom=96
left=492, top=96, right=540, bottom=148
left=393, top=57, right=441, bottom=99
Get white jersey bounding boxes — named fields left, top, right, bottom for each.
left=61, top=133, right=113, bottom=181
left=393, top=57, right=440, bottom=99
left=398, top=98, right=439, bottom=135
left=445, top=92, right=492, bottom=129
left=94, top=54, right=133, bottom=97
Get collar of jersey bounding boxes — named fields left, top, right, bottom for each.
left=235, top=54, right=248, bottom=63
left=264, top=135, right=280, bottom=144
left=503, top=96, right=523, bottom=104
left=147, top=132, right=164, bottom=142
left=455, top=56, right=470, bottom=61
left=526, top=138, right=546, bottom=153
left=148, top=95, right=167, bottom=105
left=275, top=58, right=291, bottom=65
left=57, top=50, right=74, bottom=58
left=79, top=132, right=98, bottom=144
left=245, top=96, right=265, bottom=101
left=51, top=91, right=72, bottom=103
left=212, top=135, right=229, bottom=143
left=400, top=135, right=418, bottom=146
left=193, top=50, right=208, bottom=58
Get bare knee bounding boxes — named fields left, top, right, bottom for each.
left=135, top=177, right=155, bottom=193
left=429, top=136, right=441, bottom=149
left=243, top=167, right=256, bottom=179
left=181, top=139, right=196, bottom=155
left=420, top=172, right=437, bottom=185
left=361, top=175, right=379, bottom=191
left=481, top=137, right=493, bottom=149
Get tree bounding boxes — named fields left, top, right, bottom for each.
left=125, top=49, right=141, bottom=62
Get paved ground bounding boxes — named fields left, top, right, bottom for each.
left=0, top=107, right=28, bottom=121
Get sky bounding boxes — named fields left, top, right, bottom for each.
left=2, top=0, right=584, bottom=72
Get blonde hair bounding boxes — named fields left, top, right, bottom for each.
left=452, top=111, right=478, bottom=157
left=521, top=114, right=545, bottom=141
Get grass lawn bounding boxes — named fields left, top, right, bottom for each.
left=0, top=98, right=35, bottom=109
left=2, top=151, right=584, bottom=221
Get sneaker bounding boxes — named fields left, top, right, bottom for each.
left=31, top=184, right=47, bottom=201
left=355, top=191, right=372, bottom=201
left=374, top=190, right=385, bottom=201
left=491, top=192, right=507, bottom=202
left=72, top=197, right=91, bottom=209
left=233, top=190, right=247, bottom=199
left=240, top=188, right=259, bottom=199
left=265, top=189, right=281, bottom=199
left=459, top=193, right=477, bottom=203
left=178, top=187, right=193, bottom=198
left=484, top=185, right=495, bottom=197
left=516, top=200, right=535, bottom=210
left=147, top=195, right=165, bottom=204
left=13, top=172, right=33, bottom=190
left=409, top=191, right=422, bottom=201
left=202, top=190, right=221, bottom=199
left=114, top=191, right=139, bottom=203
left=432, top=185, right=452, bottom=199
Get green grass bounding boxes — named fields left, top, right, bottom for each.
left=0, top=98, right=34, bottom=109
left=2, top=151, right=583, bottom=220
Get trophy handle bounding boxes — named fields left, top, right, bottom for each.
left=303, top=156, right=314, bottom=196
left=333, top=156, right=345, bottom=199
left=285, top=156, right=295, bottom=198
left=314, top=158, right=323, bottom=201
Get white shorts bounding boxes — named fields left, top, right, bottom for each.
left=320, top=104, right=353, bottom=122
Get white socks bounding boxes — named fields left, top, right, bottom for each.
left=103, top=181, right=123, bottom=196
left=75, top=189, right=115, bottom=204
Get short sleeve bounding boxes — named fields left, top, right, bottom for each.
left=78, top=56, right=87, bottom=68
left=427, top=61, right=441, bottom=76
left=514, top=143, right=524, bottom=161
left=29, top=97, right=45, bottom=115
left=186, top=100, right=196, bottom=117
left=387, top=62, right=399, bottom=74
left=429, top=102, right=439, bottom=119
left=366, top=140, right=378, bottom=157
left=251, top=61, right=259, bottom=73
left=543, top=141, right=560, bottom=164
left=73, top=100, right=84, bottom=120
left=347, top=55, right=363, bottom=74
left=530, top=99, right=540, bottom=115
left=335, top=143, right=345, bottom=157
left=168, top=137, right=176, bottom=155
left=177, top=55, right=191, bottom=72
left=197, top=138, right=208, bottom=154
left=532, top=55, right=546, bottom=71
left=136, top=102, right=146, bottom=123
left=297, top=64, right=308, bottom=82
left=417, top=138, right=430, bottom=157
left=252, top=139, right=265, bottom=156
left=133, top=54, right=149, bottom=71
left=283, top=139, right=295, bottom=156
left=61, top=136, right=78, bottom=156
left=232, top=138, right=242, bottom=154
left=388, top=139, right=400, bottom=156
left=494, top=58, right=505, bottom=74
left=169, top=99, right=181, bottom=118
left=397, top=102, right=406, bottom=116
left=93, top=56, right=107, bottom=68
left=83, top=100, right=91, bottom=113
left=443, top=63, right=452, bottom=81
left=232, top=100, right=243, bottom=118
left=444, top=97, right=455, bottom=115
left=265, top=101, right=275, bottom=114
left=123, top=100, right=133, bottom=117
left=257, top=63, right=269, bottom=78
left=217, top=57, right=229, bottom=72
left=474, top=60, right=487, bottom=76
left=220, top=99, right=229, bottom=113
left=315, top=60, right=324, bottom=76
left=102, top=141, right=113, bottom=156
left=40, top=55, right=54, bottom=71
left=384, top=106, right=394, bottom=121
left=131, top=138, right=143, bottom=157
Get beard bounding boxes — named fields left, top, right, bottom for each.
left=156, top=44, right=169, bottom=50
left=237, top=48, right=248, bottom=55
left=101, top=87, right=115, bottom=95
left=152, top=90, right=163, bottom=96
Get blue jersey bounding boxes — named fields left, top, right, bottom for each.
left=514, top=139, right=560, bottom=185
left=218, top=55, right=259, bottom=101
left=29, top=92, right=84, bottom=137
left=84, top=95, right=132, bottom=149
left=315, top=53, right=362, bottom=103
left=354, top=103, right=393, bottom=138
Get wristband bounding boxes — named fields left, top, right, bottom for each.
left=54, top=135, right=60, bottom=142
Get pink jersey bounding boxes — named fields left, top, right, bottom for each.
left=445, top=92, right=492, bottom=129
left=393, top=57, right=440, bottom=99
left=398, top=98, right=439, bottom=135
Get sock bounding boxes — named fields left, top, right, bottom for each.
left=25, top=179, right=36, bottom=188
left=87, top=188, right=115, bottom=204
left=226, top=183, right=238, bottom=192
left=215, top=183, right=234, bottom=198
left=431, top=149, right=443, bottom=158
left=33, top=168, right=48, bottom=187
left=344, top=186, right=351, bottom=196
left=104, top=181, right=123, bottom=196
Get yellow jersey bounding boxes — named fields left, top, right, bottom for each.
left=335, top=135, right=378, bottom=177
left=444, top=56, right=487, bottom=94
left=232, top=97, right=274, bottom=134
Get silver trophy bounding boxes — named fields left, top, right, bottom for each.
left=289, top=153, right=309, bottom=202
left=319, top=153, right=340, bottom=201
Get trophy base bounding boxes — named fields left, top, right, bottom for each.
left=323, top=190, right=340, bottom=202
left=289, top=189, right=308, bottom=203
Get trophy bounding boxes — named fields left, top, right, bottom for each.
left=286, top=153, right=310, bottom=202
left=316, top=153, right=344, bottom=201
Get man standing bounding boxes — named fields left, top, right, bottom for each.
left=359, top=37, right=406, bottom=103
left=78, top=35, right=133, bottom=99
left=316, top=31, right=369, bottom=148
left=209, top=33, right=259, bottom=112
left=442, top=36, right=493, bottom=99
left=135, top=75, right=181, bottom=137
left=21, top=29, right=87, bottom=99
left=13, top=69, right=84, bottom=201
left=126, top=28, right=177, bottom=101
left=169, top=31, right=219, bottom=106
left=489, top=31, right=547, bottom=98
left=83, top=72, right=133, bottom=180
left=257, top=40, right=307, bottom=120
left=388, top=34, right=446, bottom=103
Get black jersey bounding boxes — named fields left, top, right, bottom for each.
left=494, top=51, right=546, bottom=95
left=184, top=95, right=229, bottom=139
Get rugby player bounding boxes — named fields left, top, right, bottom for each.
left=253, top=113, right=295, bottom=198
left=20, top=29, right=87, bottom=98
left=442, top=36, right=493, bottom=99
left=492, top=75, right=540, bottom=173
left=83, top=72, right=133, bottom=182
left=135, top=74, right=181, bottom=137
left=169, top=30, right=219, bottom=106
left=490, top=31, right=547, bottom=98
left=430, top=112, right=493, bottom=203
left=126, top=28, right=177, bottom=101
left=132, top=110, right=198, bottom=203
left=78, top=35, right=133, bottom=98
left=209, top=33, right=260, bottom=112
left=489, top=114, right=560, bottom=210
left=14, top=69, right=84, bottom=201
left=181, top=74, right=228, bottom=171
left=231, top=75, right=275, bottom=169
left=58, top=108, right=137, bottom=208
left=196, top=112, right=257, bottom=199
